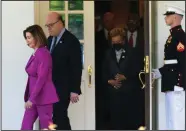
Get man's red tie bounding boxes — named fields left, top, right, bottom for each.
left=128, top=33, right=133, bottom=47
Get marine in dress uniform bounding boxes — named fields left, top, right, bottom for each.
left=153, top=5, right=186, bottom=130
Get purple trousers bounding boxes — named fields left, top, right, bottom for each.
left=21, top=104, right=53, bottom=130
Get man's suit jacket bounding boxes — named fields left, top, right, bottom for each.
left=125, top=28, right=145, bottom=79
left=95, top=29, right=111, bottom=54
left=24, top=47, right=59, bottom=105
left=47, top=29, right=82, bottom=99
left=95, top=29, right=110, bottom=93
left=126, top=28, right=144, bottom=51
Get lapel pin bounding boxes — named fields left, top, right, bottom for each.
left=60, top=41, right=62, bottom=43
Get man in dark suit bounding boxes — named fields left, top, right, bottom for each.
left=95, top=12, right=115, bottom=51
left=95, top=12, right=115, bottom=129
left=125, top=13, right=144, bottom=80
left=125, top=13, right=144, bottom=57
left=102, top=28, right=144, bottom=130
left=125, top=13, right=145, bottom=127
left=45, top=12, right=82, bottom=130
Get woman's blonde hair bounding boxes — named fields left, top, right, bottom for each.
left=109, top=27, right=126, bottom=39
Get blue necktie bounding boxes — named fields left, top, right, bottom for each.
left=50, top=37, right=57, bottom=53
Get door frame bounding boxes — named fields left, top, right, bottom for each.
left=144, top=1, right=158, bottom=130
left=143, top=1, right=150, bottom=129
left=150, top=1, right=158, bottom=130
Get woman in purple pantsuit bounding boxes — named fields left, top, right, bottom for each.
left=21, top=25, right=59, bottom=130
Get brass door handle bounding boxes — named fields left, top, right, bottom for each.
left=88, top=65, right=93, bottom=87
left=139, top=56, right=155, bottom=89
left=139, top=70, right=155, bottom=89
left=139, top=70, right=145, bottom=89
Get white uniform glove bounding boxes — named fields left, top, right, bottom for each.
left=152, top=69, right=162, bottom=79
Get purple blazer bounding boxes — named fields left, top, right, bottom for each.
left=24, top=46, right=59, bottom=105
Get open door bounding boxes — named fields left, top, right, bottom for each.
left=34, top=1, right=95, bottom=130
left=138, top=1, right=155, bottom=130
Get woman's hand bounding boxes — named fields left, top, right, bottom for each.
left=25, top=100, right=33, bottom=109
left=115, top=73, right=126, bottom=81
left=108, top=79, right=122, bottom=89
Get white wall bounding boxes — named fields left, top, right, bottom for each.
left=2, top=1, right=34, bottom=130
left=155, top=1, right=185, bottom=130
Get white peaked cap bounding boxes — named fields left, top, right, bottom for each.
left=164, top=5, right=185, bottom=16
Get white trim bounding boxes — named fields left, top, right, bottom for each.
left=164, top=60, right=178, bottom=64
left=149, top=1, right=152, bottom=130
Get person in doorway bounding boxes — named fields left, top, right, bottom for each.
left=152, top=5, right=186, bottom=130
left=21, top=25, right=59, bottom=130
left=125, top=13, right=145, bottom=91
left=45, top=12, right=82, bottom=130
left=126, top=13, right=144, bottom=50
left=102, top=27, right=144, bottom=130
left=96, top=12, right=115, bottom=49
left=95, top=12, right=115, bottom=129
left=95, top=15, right=103, bottom=32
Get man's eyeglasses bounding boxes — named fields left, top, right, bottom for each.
left=45, top=20, right=59, bottom=28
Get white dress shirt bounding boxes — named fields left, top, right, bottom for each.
left=115, top=49, right=125, bottom=62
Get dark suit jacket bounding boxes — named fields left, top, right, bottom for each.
left=47, top=29, right=82, bottom=99
left=102, top=43, right=142, bottom=92
left=95, top=29, right=111, bottom=95
left=125, top=28, right=144, bottom=51
left=125, top=28, right=145, bottom=84
left=95, top=29, right=111, bottom=52
left=95, top=29, right=111, bottom=67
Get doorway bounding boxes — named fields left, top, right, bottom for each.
left=34, top=1, right=158, bottom=130
left=94, top=0, right=149, bottom=130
